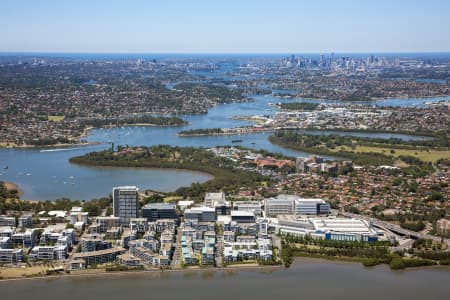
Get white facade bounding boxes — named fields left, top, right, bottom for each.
left=204, top=192, right=225, bottom=207
left=274, top=216, right=378, bottom=242
left=223, top=238, right=273, bottom=262
left=30, top=245, right=67, bottom=261
left=310, top=218, right=374, bottom=235
left=233, top=201, right=262, bottom=215
left=70, top=211, right=89, bottom=225
left=264, top=195, right=295, bottom=217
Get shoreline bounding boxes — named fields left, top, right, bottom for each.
left=292, top=256, right=450, bottom=271
left=178, top=127, right=437, bottom=139
left=2, top=256, right=449, bottom=283
left=0, top=141, right=100, bottom=150
left=275, top=94, right=450, bottom=103
left=69, top=161, right=215, bottom=180
left=0, top=264, right=282, bottom=283
left=0, top=121, right=189, bottom=149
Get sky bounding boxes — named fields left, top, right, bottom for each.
left=1, top=0, right=450, bottom=53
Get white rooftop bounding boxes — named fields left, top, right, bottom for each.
left=178, top=200, right=194, bottom=207
left=70, top=206, right=83, bottom=213
left=186, top=206, right=215, bottom=213
left=231, top=211, right=255, bottom=217
left=217, top=215, right=231, bottom=223
left=48, top=211, right=67, bottom=218
left=310, top=218, right=373, bottom=234
left=295, top=198, right=325, bottom=203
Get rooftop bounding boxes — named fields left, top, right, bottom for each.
left=143, top=203, right=176, bottom=210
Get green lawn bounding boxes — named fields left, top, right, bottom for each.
left=48, top=115, right=65, bottom=122
left=335, top=145, right=450, bottom=163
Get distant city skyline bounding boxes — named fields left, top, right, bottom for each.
left=1, top=0, right=450, bottom=53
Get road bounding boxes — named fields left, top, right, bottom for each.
left=215, top=235, right=223, bottom=267
left=170, top=223, right=183, bottom=269
left=339, top=211, right=450, bottom=248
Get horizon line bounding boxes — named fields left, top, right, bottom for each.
left=2, top=50, right=450, bottom=56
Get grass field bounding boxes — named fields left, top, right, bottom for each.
left=48, top=115, right=65, bottom=122
left=164, top=196, right=183, bottom=202
left=334, top=145, right=450, bottom=163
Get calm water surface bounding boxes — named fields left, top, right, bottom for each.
left=0, top=93, right=442, bottom=200
left=0, top=259, right=448, bottom=300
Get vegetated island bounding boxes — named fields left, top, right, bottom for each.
left=178, top=128, right=224, bottom=136
left=269, top=131, right=450, bottom=176
left=69, top=145, right=268, bottom=199
left=81, top=115, right=188, bottom=128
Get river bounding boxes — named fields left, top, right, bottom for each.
left=0, top=93, right=443, bottom=201
left=0, top=258, right=448, bottom=300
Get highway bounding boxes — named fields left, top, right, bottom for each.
left=339, top=211, right=450, bottom=248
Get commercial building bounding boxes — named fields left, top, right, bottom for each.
left=264, top=194, right=295, bottom=217
left=274, top=216, right=378, bottom=242
left=231, top=211, right=255, bottom=223
left=184, top=206, right=216, bottom=222
left=295, top=198, right=330, bottom=215
left=204, top=192, right=231, bottom=216
left=69, top=211, right=89, bottom=225
left=142, top=203, right=178, bottom=222
left=113, top=186, right=138, bottom=226
left=204, top=192, right=225, bottom=207
left=310, top=218, right=378, bottom=242
left=233, top=201, right=262, bottom=216
left=177, top=200, right=194, bottom=211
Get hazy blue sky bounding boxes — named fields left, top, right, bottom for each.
left=1, top=0, right=450, bottom=53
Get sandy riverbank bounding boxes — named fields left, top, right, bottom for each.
left=0, top=264, right=282, bottom=282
